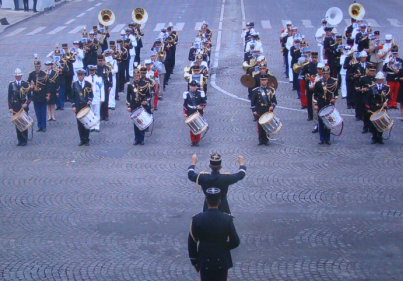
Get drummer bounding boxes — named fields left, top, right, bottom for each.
left=183, top=80, right=207, bottom=147
left=365, top=71, right=389, bottom=144
left=71, top=69, right=93, bottom=146
left=313, top=66, right=338, bottom=145
left=251, top=74, right=277, bottom=146
left=8, top=68, right=32, bottom=146
left=126, top=68, right=151, bottom=146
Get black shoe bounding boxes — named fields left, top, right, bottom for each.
left=37, top=128, right=42, bottom=132
left=85, top=141, right=90, bottom=146
left=319, top=141, right=325, bottom=144
left=163, top=87, right=166, bottom=91
left=371, top=138, right=376, bottom=144
left=194, top=142, right=200, bottom=147
left=258, top=142, right=263, bottom=145
left=133, top=141, right=139, bottom=145
left=109, top=107, right=115, bottom=110
left=78, top=141, right=85, bottom=146
left=158, top=97, right=163, bottom=100
left=20, top=143, right=27, bottom=147
left=347, top=105, right=352, bottom=109
left=325, top=141, right=331, bottom=145
left=90, top=128, right=95, bottom=132
left=312, top=126, right=318, bottom=133
left=145, top=128, right=149, bottom=132
left=56, top=107, right=61, bottom=111
left=42, top=129, right=46, bottom=132
left=16, top=142, right=22, bottom=146
left=264, top=142, right=270, bottom=146
left=154, top=107, right=158, bottom=111
left=95, top=129, right=100, bottom=132
left=140, top=141, right=145, bottom=145
left=104, top=117, right=109, bottom=121
left=355, top=117, right=361, bottom=121
left=307, top=117, right=313, bottom=121
left=361, top=129, right=368, bottom=134
left=378, top=139, right=384, bottom=144
left=190, top=142, right=195, bottom=146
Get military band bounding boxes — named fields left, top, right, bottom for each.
left=28, top=59, right=48, bottom=132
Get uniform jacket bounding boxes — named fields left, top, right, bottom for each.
left=365, top=83, right=389, bottom=112
left=8, top=80, right=32, bottom=113
left=183, top=90, right=207, bottom=116
left=46, top=69, right=61, bottom=94
left=27, top=70, right=48, bottom=103
left=96, top=65, right=113, bottom=90
left=188, top=208, right=240, bottom=271
left=251, top=86, right=277, bottom=115
left=126, top=79, right=151, bottom=113
left=313, top=77, right=339, bottom=110
left=71, top=80, right=93, bottom=114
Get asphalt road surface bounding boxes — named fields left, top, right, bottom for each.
left=1, top=0, right=403, bottom=280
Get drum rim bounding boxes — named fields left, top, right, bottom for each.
left=258, top=112, right=274, bottom=125
left=185, top=111, right=200, bottom=124
left=318, top=105, right=334, bottom=117
left=370, top=109, right=387, bottom=121
left=10, top=108, right=26, bottom=122
left=77, top=106, right=91, bottom=119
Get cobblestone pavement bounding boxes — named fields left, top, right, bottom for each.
left=0, top=0, right=403, bottom=280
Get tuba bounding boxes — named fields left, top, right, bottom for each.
left=348, top=2, right=365, bottom=20
left=242, top=57, right=257, bottom=72
left=132, top=8, right=148, bottom=25
left=98, top=9, right=115, bottom=26
left=325, top=7, right=343, bottom=26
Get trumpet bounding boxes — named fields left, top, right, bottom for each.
left=293, top=57, right=309, bottom=74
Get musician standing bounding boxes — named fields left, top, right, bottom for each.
left=104, top=49, right=118, bottom=110
left=145, top=60, right=159, bottom=110
left=290, top=35, right=302, bottom=95
left=396, top=67, right=403, bottom=120
left=242, top=21, right=255, bottom=50
left=365, top=72, right=389, bottom=144
left=96, top=55, right=112, bottom=121
left=133, top=23, right=144, bottom=65
left=251, top=74, right=277, bottom=146
left=61, top=43, right=75, bottom=103
left=301, top=53, right=319, bottom=122
left=85, top=65, right=104, bottom=132
left=72, top=41, right=84, bottom=82
left=280, top=21, right=292, bottom=79
left=383, top=45, right=402, bottom=109
left=150, top=51, right=164, bottom=99
left=313, top=66, right=338, bottom=145
left=355, top=24, right=369, bottom=52
left=315, top=19, right=327, bottom=64
left=28, top=60, right=48, bottom=132
left=167, top=23, right=178, bottom=69
left=45, top=61, right=60, bottom=121
left=369, top=31, right=382, bottom=73
left=187, top=153, right=246, bottom=214
left=188, top=187, right=240, bottom=281
left=126, top=69, right=151, bottom=145
left=183, top=80, right=207, bottom=147
left=71, top=69, right=93, bottom=146
left=126, top=27, right=137, bottom=78
left=286, top=26, right=297, bottom=82
left=8, top=68, right=32, bottom=146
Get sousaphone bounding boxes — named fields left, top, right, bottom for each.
left=325, top=7, right=343, bottom=26
left=132, top=7, right=148, bottom=25
left=98, top=9, right=115, bottom=26
left=348, top=2, right=365, bottom=20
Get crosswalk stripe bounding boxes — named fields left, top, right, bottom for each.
left=174, top=22, right=185, bottom=31
left=261, top=20, right=272, bottom=29
left=5, top=27, right=26, bottom=37
left=110, top=24, right=125, bottom=33
left=387, top=19, right=403, bottom=27
left=47, top=26, right=67, bottom=35
left=86, top=7, right=95, bottom=11
left=26, top=26, right=46, bottom=35
left=76, top=13, right=86, bottom=18
left=153, top=23, right=165, bottom=32
left=95, top=3, right=102, bottom=6
left=194, top=22, right=202, bottom=31
left=69, top=25, right=86, bottom=34
left=366, top=19, right=381, bottom=28
left=301, top=19, right=313, bottom=28
left=65, top=19, right=76, bottom=25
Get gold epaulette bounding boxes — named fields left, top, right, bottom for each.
left=252, top=87, right=259, bottom=91
left=223, top=172, right=230, bottom=175
left=223, top=212, right=234, bottom=217
left=199, top=172, right=209, bottom=175
left=125, top=82, right=131, bottom=85
left=86, top=81, right=93, bottom=86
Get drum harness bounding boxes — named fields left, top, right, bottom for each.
left=321, top=78, right=344, bottom=136
left=189, top=91, right=209, bottom=141
left=367, top=88, right=394, bottom=140
left=260, top=87, right=279, bottom=141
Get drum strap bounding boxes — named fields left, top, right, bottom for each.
left=73, top=82, right=87, bottom=104
left=331, top=122, right=344, bottom=136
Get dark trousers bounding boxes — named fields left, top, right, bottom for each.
left=65, top=75, right=73, bottom=101
left=134, top=46, right=141, bottom=64
left=33, top=0, right=37, bottom=11
left=200, top=269, right=228, bottom=281
left=118, top=64, right=125, bottom=92
left=13, top=0, right=19, bottom=10
left=284, top=55, right=289, bottom=78
left=57, top=85, right=65, bottom=109
left=134, top=125, right=145, bottom=142
left=16, top=127, right=28, bottom=144
left=346, top=80, right=355, bottom=107
left=257, top=122, right=268, bottom=144
left=318, top=114, right=331, bottom=141
left=77, top=119, right=90, bottom=142
left=100, top=89, right=109, bottom=119
left=124, top=59, right=130, bottom=82
left=33, top=102, right=47, bottom=130
left=23, top=0, right=28, bottom=10
left=368, top=113, right=383, bottom=141
left=355, top=92, right=368, bottom=129
left=307, top=89, right=314, bottom=119
left=172, top=47, right=176, bottom=68
left=292, top=70, right=300, bottom=97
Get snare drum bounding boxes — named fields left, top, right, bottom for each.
left=185, top=112, right=208, bottom=135
left=258, top=112, right=282, bottom=136
left=318, top=105, right=343, bottom=130
left=130, top=107, right=153, bottom=130
left=370, top=109, right=394, bottom=132
left=10, top=109, right=34, bottom=132
left=76, top=106, right=100, bottom=129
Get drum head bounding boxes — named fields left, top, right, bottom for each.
left=319, top=105, right=333, bottom=117
left=131, top=107, right=144, bottom=118
left=370, top=110, right=385, bottom=121
left=185, top=112, right=199, bottom=124
left=77, top=106, right=90, bottom=119
left=259, top=112, right=274, bottom=125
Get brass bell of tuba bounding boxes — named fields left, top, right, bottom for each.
left=98, top=9, right=116, bottom=26
left=348, top=2, right=365, bottom=20
left=325, top=7, right=343, bottom=26
left=132, top=8, right=148, bottom=25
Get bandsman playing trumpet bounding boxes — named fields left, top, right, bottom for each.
left=377, top=34, right=394, bottom=65
left=343, top=46, right=358, bottom=109
left=116, top=39, right=129, bottom=93
left=354, top=24, right=370, bottom=53
left=197, top=21, right=212, bottom=41
left=8, top=68, right=32, bottom=146
left=301, top=52, right=319, bottom=125
left=104, top=49, right=118, bottom=110
left=28, top=59, right=48, bottom=132
left=167, top=23, right=178, bottom=69
left=125, top=27, right=137, bottom=78
left=251, top=74, right=277, bottom=146
left=61, top=43, right=76, bottom=104
left=96, top=55, right=112, bottom=122
left=329, top=35, right=343, bottom=80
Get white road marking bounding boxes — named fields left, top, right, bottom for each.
left=86, top=7, right=95, bottom=11
left=46, top=51, right=54, bottom=58
left=69, top=25, right=86, bottom=34
left=366, top=19, right=381, bottom=27
left=5, top=28, right=26, bottom=37
left=387, top=19, right=403, bottom=27
left=281, top=20, right=288, bottom=28
left=26, top=27, right=46, bottom=35
left=173, top=22, right=185, bottom=31
left=47, top=26, right=67, bottom=34
left=261, top=20, right=272, bottom=29
left=110, top=24, right=125, bottom=33
left=194, top=22, right=202, bottom=30
left=65, top=19, right=76, bottom=25
left=301, top=19, right=313, bottom=28
left=95, top=3, right=102, bottom=6
left=153, top=23, right=166, bottom=32
left=76, top=13, right=86, bottom=18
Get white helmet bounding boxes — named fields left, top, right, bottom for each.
left=14, top=68, right=23, bottom=76
left=359, top=51, right=368, bottom=58
left=375, top=71, right=385, bottom=80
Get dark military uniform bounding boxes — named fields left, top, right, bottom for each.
left=46, top=69, right=61, bottom=105
left=251, top=84, right=277, bottom=145
left=71, top=79, right=93, bottom=145
left=188, top=188, right=240, bottom=281
left=343, top=54, right=357, bottom=109
left=323, top=34, right=334, bottom=60
left=301, top=61, right=318, bottom=120
left=8, top=79, right=32, bottom=145
left=28, top=67, right=48, bottom=131
left=187, top=165, right=246, bottom=214
left=352, top=61, right=368, bottom=124
left=365, top=83, right=389, bottom=144
left=355, top=31, right=370, bottom=53
left=183, top=86, right=207, bottom=146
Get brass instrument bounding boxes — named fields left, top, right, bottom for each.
left=348, top=2, right=365, bottom=20
left=184, top=66, right=191, bottom=82
left=325, top=7, right=343, bottom=26
left=132, top=8, right=148, bottom=25
left=240, top=74, right=256, bottom=88
left=242, top=57, right=256, bottom=72
left=98, top=9, right=115, bottom=26
left=293, top=59, right=309, bottom=74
